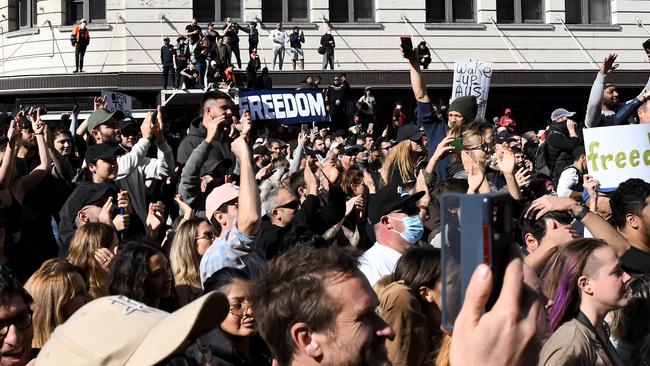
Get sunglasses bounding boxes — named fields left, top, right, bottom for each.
left=196, top=231, right=217, bottom=241
left=467, top=143, right=491, bottom=154
left=276, top=199, right=300, bottom=210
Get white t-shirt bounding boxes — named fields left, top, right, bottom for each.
left=556, top=166, right=580, bottom=198
left=269, top=29, right=288, bottom=48
left=358, top=243, right=402, bottom=287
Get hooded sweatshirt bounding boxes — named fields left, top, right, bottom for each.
left=177, top=116, right=236, bottom=166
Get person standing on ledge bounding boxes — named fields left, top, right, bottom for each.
left=71, top=19, right=90, bottom=73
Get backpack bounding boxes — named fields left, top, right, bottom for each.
left=534, top=142, right=552, bottom=178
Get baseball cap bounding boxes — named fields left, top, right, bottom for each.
left=84, top=143, right=120, bottom=164
left=368, top=184, right=425, bottom=225
left=205, top=183, right=239, bottom=223
left=200, top=158, right=233, bottom=177
left=253, top=145, right=270, bottom=156
left=35, top=293, right=228, bottom=365
left=332, top=129, right=347, bottom=138
left=550, top=108, right=575, bottom=121
left=341, top=144, right=365, bottom=156
left=330, top=141, right=342, bottom=150
left=396, top=123, right=425, bottom=144
left=86, top=107, right=125, bottom=132
left=118, top=117, right=137, bottom=132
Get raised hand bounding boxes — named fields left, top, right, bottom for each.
left=98, top=197, right=114, bottom=225
left=174, top=194, right=194, bottom=221
left=515, top=167, right=531, bottom=188
left=94, top=248, right=115, bottom=272
left=141, top=112, right=154, bottom=140
left=146, top=201, right=165, bottom=233
left=600, top=53, right=618, bottom=75
left=93, top=96, right=107, bottom=111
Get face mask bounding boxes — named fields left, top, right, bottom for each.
left=389, top=215, right=423, bottom=244
left=80, top=22, right=87, bottom=29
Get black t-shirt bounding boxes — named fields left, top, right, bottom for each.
left=622, top=246, right=650, bottom=274
left=185, top=24, right=202, bottom=44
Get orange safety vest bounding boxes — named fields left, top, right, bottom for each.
left=71, top=24, right=90, bottom=45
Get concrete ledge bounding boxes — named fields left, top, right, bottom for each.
left=328, top=23, right=384, bottom=30
left=424, top=23, right=486, bottom=30
left=496, top=24, right=554, bottom=30
left=5, top=28, right=39, bottom=39
left=565, top=24, right=621, bottom=31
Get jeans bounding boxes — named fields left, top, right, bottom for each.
left=75, top=44, right=87, bottom=71
left=195, top=62, right=205, bottom=88
left=272, top=46, right=285, bottom=70
left=322, top=50, right=334, bottom=70
left=230, top=42, right=242, bottom=69
left=162, top=65, right=175, bottom=89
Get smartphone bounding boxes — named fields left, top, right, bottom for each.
left=440, top=192, right=515, bottom=333
left=301, top=123, right=309, bottom=134
left=400, top=36, right=414, bottom=58
left=450, top=137, right=464, bottom=152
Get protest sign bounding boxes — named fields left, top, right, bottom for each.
left=451, top=60, right=493, bottom=120
left=583, top=124, right=650, bottom=188
left=239, top=89, right=329, bottom=125
left=101, top=90, right=133, bottom=117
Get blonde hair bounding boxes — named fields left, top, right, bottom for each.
left=380, top=140, right=417, bottom=187
left=24, top=259, right=85, bottom=348
left=169, top=218, right=206, bottom=289
left=67, top=222, right=116, bottom=299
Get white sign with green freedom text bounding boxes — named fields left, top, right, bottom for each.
left=583, top=124, right=650, bottom=188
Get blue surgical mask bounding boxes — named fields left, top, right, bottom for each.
left=389, top=215, right=424, bottom=244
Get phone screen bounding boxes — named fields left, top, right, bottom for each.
left=450, top=137, right=464, bottom=152
left=440, top=192, right=514, bottom=333
left=400, top=36, right=413, bottom=57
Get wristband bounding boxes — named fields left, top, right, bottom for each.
left=573, top=204, right=590, bottom=221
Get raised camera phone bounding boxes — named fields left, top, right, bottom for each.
left=400, top=36, right=414, bottom=58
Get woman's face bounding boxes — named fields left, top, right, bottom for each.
left=145, top=253, right=173, bottom=303
left=221, top=279, right=257, bottom=337
left=61, top=272, right=92, bottom=320
left=351, top=181, right=367, bottom=197
left=53, top=134, right=72, bottom=157
left=584, top=246, right=631, bottom=312
left=195, top=221, right=216, bottom=257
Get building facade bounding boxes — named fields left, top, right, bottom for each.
left=0, top=0, right=649, bottom=76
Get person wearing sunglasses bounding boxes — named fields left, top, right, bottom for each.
left=201, top=267, right=272, bottom=366
left=170, top=218, right=218, bottom=306
left=0, top=266, right=34, bottom=366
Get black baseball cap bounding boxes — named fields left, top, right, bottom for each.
left=396, top=124, right=425, bottom=144
left=200, top=158, right=233, bottom=177
left=341, top=144, right=365, bottom=156
left=367, top=184, right=425, bottom=225
left=253, top=145, right=270, bottom=156
left=85, top=143, right=120, bottom=164
left=118, top=117, right=138, bottom=132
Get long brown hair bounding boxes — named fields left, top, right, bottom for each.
left=169, top=218, right=206, bottom=289
left=67, top=222, right=116, bottom=298
left=25, top=259, right=87, bottom=348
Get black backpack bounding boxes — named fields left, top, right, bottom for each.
left=534, top=142, right=552, bottom=178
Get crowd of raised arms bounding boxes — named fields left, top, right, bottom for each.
left=0, top=33, right=649, bottom=366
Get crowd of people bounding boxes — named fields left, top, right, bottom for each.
left=0, top=36, right=649, bottom=366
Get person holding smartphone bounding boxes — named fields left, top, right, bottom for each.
left=545, top=108, right=582, bottom=183
left=320, top=28, right=335, bottom=70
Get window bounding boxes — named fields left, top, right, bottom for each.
left=9, top=0, right=37, bottom=30
left=193, top=0, right=242, bottom=23
left=328, top=0, right=373, bottom=22
left=65, top=0, right=106, bottom=25
left=565, top=0, right=609, bottom=24
left=425, top=0, right=474, bottom=23
left=262, top=0, right=308, bottom=22
left=497, top=0, right=542, bottom=23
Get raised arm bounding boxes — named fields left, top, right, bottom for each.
left=585, top=53, right=617, bottom=128
left=402, top=46, right=431, bottom=103
left=232, top=111, right=261, bottom=236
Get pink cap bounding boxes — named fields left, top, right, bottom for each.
left=205, top=183, right=239, bottom=224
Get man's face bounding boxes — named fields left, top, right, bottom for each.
left=313, top=139, right=325, bottom=152
left=192, top=19, right=197, bottom=26
left=379, top=141, right=392, bottom=160
left=447, top=111, right=464, bottom=126
left=90, top=156, right=118, bottom=182
left=293, top=28, right=299, bottom=34
left=269, top=143, right=283, bottom=159
left=315, top=271, right=393, bottom=366
left=276, top=22, right=282, bottom=30
left=119, top=127, right=139, bottom=150
left=0, top=295, right=33, bottom=366
left=204, top=98, right=233, bottom=126
left=633, top=196, right=650, bottom=242
left=333, top=77, right=340, bottom=86
left=19, top=129, right=35, bottom=149
left=93, top=118, right=121, bottom=144
left=340, top=154, right=356, bottom=170
left=645, top=48, right=650, bottom=62
left=272, top=188, right=299, bottom=226
left=364, top=137, right=374, bottom=149
left=603, top=86, right=620, bottom=107
left=514, top=152, right=525, bottom=167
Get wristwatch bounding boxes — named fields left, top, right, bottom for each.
left=572, top=204, right=590, bottom=221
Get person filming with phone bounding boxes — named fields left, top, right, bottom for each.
left=545, top=108, right=582, bottom=183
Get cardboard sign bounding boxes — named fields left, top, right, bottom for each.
left=451, top=60, right=493, bottom=120
left=101, top=90, right=133, bottom=117
left=239, top=89, right=329, bottom=125
left=583, top=124, right=650, bottom=188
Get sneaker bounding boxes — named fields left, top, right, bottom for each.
left=73, top=70, right=78, bottom=73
